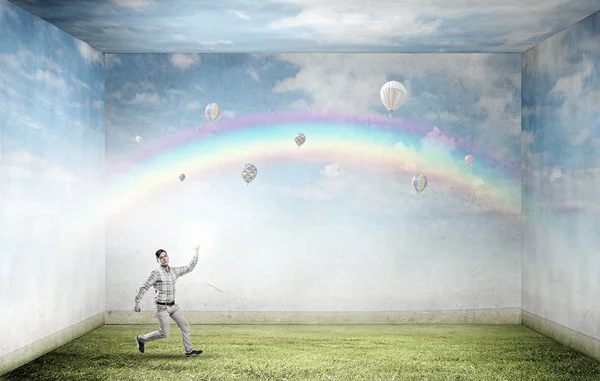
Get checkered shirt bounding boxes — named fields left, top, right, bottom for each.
left=135, top=253, right=199, bottom=308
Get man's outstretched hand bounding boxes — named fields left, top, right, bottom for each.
left=134, top=306, right=141, bottom=313
left=194, top=245, right=200, bottom=255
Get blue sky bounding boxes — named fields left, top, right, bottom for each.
left=522, top=10, right=600, bottom=213
left=522, top=11, right=600, bottom=171
left=105, top=52, right=522, bottom=165
left=7, top=0, right=600, bottom=53
left=0, top=0, right=105, bottom=214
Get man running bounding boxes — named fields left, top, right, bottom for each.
left=134, top=246, right=203, bottom=358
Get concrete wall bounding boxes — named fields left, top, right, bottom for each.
left=0, top=0, right=105, bottom=374
left=104, top=52, right=523, bottom=323
left=521, top=11, right=600, bottom=361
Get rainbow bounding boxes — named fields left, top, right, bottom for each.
left=71, top=111, right=522, bottom=233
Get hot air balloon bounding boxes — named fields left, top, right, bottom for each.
left=412, top=174, right=428, bottom=193
left=205, top=103, right=220, bottom=122
left=380, top=81, right=407, bottom=117
left=135, top=136, right=142, bottom=143
left=179, top=173, right=186, bottom=182
left=241, top=163, right=258, bottom=185
left=294, top=133, right=306, bottom=147
left=465, top=154, right=474, bottom=166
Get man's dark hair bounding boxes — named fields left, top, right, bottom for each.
left=155, top=249, right=167, bottom=259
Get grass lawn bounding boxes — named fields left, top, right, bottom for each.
left=2, top=324, right=599, bottom=380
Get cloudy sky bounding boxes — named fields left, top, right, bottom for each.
left=7, top=0, right=600, bottom=53
left=522, top=11, right=600, bottom=213
left=0, top=0, right=105, bottom=218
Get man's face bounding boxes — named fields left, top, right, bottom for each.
left=157, top=252, right=169, bottom=267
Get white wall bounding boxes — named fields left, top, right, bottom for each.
left=106, top=208, right=522, bottom=313
left=0, top=0, right=105, bottom=357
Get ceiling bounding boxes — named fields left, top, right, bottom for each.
left=8, top=0, right=600, bottom=53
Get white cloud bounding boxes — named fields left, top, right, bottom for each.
left=544, top=58, right=600, bottom=148
left=525, top=165, right=600, bottom=213
left=424, top=126, right=456, bottom=149
left=475, top=92, right=520, bottom=133
left=569, top=128, right=593, bottom=147
left=111, top=0, right=152, bottom=8
left=166, top=89, right=185, bottom=100
left=3, top=108, right=45, bottom=131
left=92, top=100, right=104, bottom=109
left=268, top=0, right=440, bottom=45
left=186, top=101, right=202, bottom=110
left=221, top=110, right=236, bottom=119
left=107, top=91, right=123, bottom=101
left=550, top=59, right=593, bottom=98
left=0, top=49, right=33, bottom=73
left=107, top=81, right=161, bottom=104
left=247, top=69, right=260, bottom=82
left=75, top=40, right=103, bottom=65
left=74, top=79, right=91, bottom=90
left=43, top=58, right=63, bottom=74
left=1, top=150, right=77, bottom=182
left=105, top=55, right=122, bottom=69
left=35, top=69, right=67, bottom=89
left=171, top=54, right=200, bottom=70
left=229, top=9, right=250, bottom=20
left=129, top=92, right=159, bottom=104
left=266, top=0, right=588, bottom=49
left=120, top=80, right=156, bottom=92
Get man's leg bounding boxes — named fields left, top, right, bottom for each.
left=169, top=304, right=201, bottom=356
left=136, top=306, right=170, bottom=353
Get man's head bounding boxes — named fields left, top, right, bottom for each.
left=156, top=249, right=169, bottom=267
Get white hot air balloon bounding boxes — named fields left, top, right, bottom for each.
left=380, top=81, right=407, bottom=117
left=135, top=136, right=143, bottom=143
left=205, top=103, right=220, bottom=122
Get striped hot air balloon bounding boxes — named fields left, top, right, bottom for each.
left=380, top=81, right=407, bottom=117
left=205, top=103, right=220, bottom=122
left=412, top=174, right=428, bottom=193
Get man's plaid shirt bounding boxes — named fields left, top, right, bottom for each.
left=135, top=253, right=199, bottom=308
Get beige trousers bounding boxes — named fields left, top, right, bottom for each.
left=140, top=303, right=193, bottom=353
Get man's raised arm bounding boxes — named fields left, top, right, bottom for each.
left=174, top=246, right=200, bottom=277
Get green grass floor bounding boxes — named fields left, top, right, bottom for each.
left=2, top=325, right=599, bottom=381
